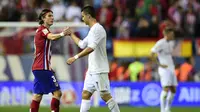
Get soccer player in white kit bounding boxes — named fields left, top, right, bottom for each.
left=151, top=27, right=178, bottom=112
left=66, top=6, right=120, bottom=112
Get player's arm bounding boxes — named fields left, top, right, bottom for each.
left=75, top=47, right=94, bottom=59
left=150, top=52, right=167, bottom=68
left=150, top=52, right=160, bottom=65
left=66, top=47, right=94, bottom=65
left=70, top=33, right=80, bottom=45
left=67, top=28, right=103, bottom=65
left=151, top=42, right=168, bottom=68
left=46, top=27, right=71, bottom=40
left=70, top=32, right=88, bottom=49
left=47, top=33, right=64, bottom=40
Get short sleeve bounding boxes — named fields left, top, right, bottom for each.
left=151, top=41, right=162, bottom=53
left=87, top=27, right=104, bottom=49
left=41, top=28, right=50, bottom=38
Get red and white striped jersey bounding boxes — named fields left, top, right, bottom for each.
left=32, top=25, right=52, bottom=71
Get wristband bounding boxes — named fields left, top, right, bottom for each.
left=74, top=55, right=79, bottom=59
left=60, top=32, right=64, bottom=37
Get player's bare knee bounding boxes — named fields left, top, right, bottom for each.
left=82, top=90, right=92, bottom=100
left=170, top=86, right=176, bottom=93
left=53, top=90, right=62, bottom=98
left=33, top=94, right=43, bottom=101
left=163, top=87, right=170, bottom=92
left=100, top=91, right=112, bottom=102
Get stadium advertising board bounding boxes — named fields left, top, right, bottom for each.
left=113, top=39, right=192, bottom=57
left=0, top=55, right=87, bottom=81
left=0, top=82, right=200, bottom=107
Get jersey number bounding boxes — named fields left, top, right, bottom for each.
left=51, top=76, right=57, bottom=82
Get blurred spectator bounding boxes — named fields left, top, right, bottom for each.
left=149, top=15, right=159, bottom=37
left=194, top=71, right=200, bottom=81
left=168, top=1, right=184, bottom=36
left=159, top=19, right=174, bottom=38
left=188, top=0, right=200, bottom=12
left=117, top=10, right=131, bottom=38
left=175, top=63, right=181, bottom=78
left=128, top=58, right=144, bottom=82
left=96, top=1, right=113, bottom=31
left=136, top=17, right=151, bottom=37
left=178, top=57, right=195, bottom=81
left=159, top=0, right=169, bottom=19
left=109, top=58, right=118, bottom=81
left=113, top=0, right=126, bottom=11
left=93, top=0, right=102, bottom=9
left=183, top=3, right=197, bottom=37
left=139, top=59, right=152, bottom=81
left=116, top=61, right=130, bottom=81
left=0, top=0, right=21, bottom=21
left=112, top=8, right=123, bottom=37
left=65, top=0, right=81, bottom=22
left=51, top=0, right=66, bottom=21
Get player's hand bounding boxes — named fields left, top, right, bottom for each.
left=66, top=57, right=76, bottom=65
left=63, top=27, right=71, bottom=36
left=159, top=64, right=168, bottom=68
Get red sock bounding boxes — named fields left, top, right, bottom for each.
left=51, top=98, right=60, bottom=112
left=30, top=100, right=40, bottom=112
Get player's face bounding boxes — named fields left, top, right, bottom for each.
left=43, top=12, right=54, bottom=26
left=167, top=31, right=174, bottom=40
left=81, top=12, right=89, bottom=25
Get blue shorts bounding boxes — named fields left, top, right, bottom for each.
left=32, top=70, right=60, bottom=94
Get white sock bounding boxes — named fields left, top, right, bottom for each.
left=160, top=90, right=168, bottom=112
left=106, top=98, right=120, bottom=112
left=165, top=92, right=175, bottom=111
left=80, top=100, right=90, bottom=112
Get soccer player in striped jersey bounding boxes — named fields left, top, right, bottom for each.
left=30, top=9, right=70, bottom=112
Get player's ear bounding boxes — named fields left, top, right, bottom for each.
left=162, top=30, right=166, bottom=36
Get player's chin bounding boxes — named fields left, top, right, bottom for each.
left=49, top=23, right=53, bottom=26
left=85, top=22, right=89, bottom=25
left=50, top=21, right=54, bottom=25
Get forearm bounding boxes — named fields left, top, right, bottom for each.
left=47, top=33, right=64, bottom=40
left=151, top=52, right=161, bottom=65
left=75, top=47, right=94, bottom=59
left=71, top=33, right=80, bottom=45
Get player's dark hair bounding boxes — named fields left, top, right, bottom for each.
left=163, top=27, right=174, bottom=34
left=81, top=6, right=95, bottom=18
left=38, top=9, right=53, bottom=25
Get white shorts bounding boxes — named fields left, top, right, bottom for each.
left=158, top=67, right=178, bottom=87
left=83, top=72, right=110, bottom=94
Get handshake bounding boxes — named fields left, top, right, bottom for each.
left=60, top=27, right=73, bottom=37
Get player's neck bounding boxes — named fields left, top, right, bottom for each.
left=43, top=24, right=50, bottom=28
left=88, top=19, right=97, bottom=28
left=164, top=36, right=170, bottom=41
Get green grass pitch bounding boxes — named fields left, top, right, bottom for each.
left=0, top=106, right=200, bottom=112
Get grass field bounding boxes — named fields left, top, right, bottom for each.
left=0, top=106, right=200, bottom=112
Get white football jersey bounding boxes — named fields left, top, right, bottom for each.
left=78, top=23, right=109, bottom=74
left=151, top=38, right=175, bottom=71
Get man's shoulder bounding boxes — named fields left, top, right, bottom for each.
left=156, top=38, right=166, bottom=44
left=37, top=25, right=49, bottom=32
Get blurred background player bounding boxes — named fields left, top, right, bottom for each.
left=30, top=9, right=71, bottom=112
left=151, top=27, right=177, bottom=112
left=66, top=6, right=120, bottom=112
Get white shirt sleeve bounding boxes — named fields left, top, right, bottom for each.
left=87, top=27, right=104, bottom=50
left=78, top=37, right=88, bottom=49
left=151, top=41, right=162, bottom=53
